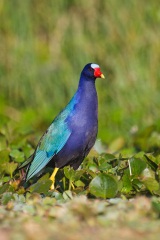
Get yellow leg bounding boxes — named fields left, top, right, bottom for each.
left=49, top=167, right=59, bottom=190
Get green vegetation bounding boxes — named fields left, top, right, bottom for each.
left=1, top=0, right=160, bottom=142
left=0, top=0, right=160, bottom=239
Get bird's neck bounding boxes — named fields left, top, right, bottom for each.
left=78, top=75, right=96, bottom=93
left=76, top=76, right=97, bottom=106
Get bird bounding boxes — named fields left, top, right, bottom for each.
left=19, top=63, right=105, bottom=190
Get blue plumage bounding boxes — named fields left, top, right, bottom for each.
left=22, top=63, right=105, bottom=189
left=26, top=94, right=78, bottom=180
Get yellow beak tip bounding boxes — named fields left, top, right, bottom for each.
left=100, top=74, right=105, bottom=79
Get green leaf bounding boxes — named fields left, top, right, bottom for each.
left=10, top=149, right=25, bottom=163
left=144, top=154, right=159, bottom=170
left=1, top=192, right=14, bottom=205
left=64, top=167, right=75, bottom=180
left=22, top=144, right=34, bottom=158
left=132, top=179, right=144, bottom=191
left=10, top=136, right=26, bottom=149
left=37, top=173, right=50, bottom=182
left=0, top=184, right=10, bottom=195
left=98, top=156, right=113, bottom=171
left=152, top=199, right=160, bottom=214
left=63, top=190, right=73, bottom=200
left=3, top=162, right=18, bottom=178
left=64, top=167, right=84, bottom=182
left=99, top=153, right=116, bottom=162
left=121, top=169, right=133, bottom=194
left=141, top=177, right=159, bottom=193
left=74, top=180, right=85, bottom=187
left=141, top=167, right=155, bottom=179
left=129, top=157, right=147, bottom=176
left=89, top=173, right=118, bottom=199
left=29, top=179, right=52, bottom=194
left=0, top=150, right=10, bottom=167
left=88, top=163, right=99, bottom=172
left=51, top=191, right=64, bottom=202
left=1, top=176, right=11, bottom=183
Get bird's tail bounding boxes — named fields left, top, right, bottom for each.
left=18, top=154, right=34, bottom=170
left=17, top=154, right=34, bottom=188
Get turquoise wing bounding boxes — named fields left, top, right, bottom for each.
left=26, top=111, right=72, bottom=181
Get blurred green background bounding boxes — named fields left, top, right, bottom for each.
left=0, top=0, right=160, bottom=144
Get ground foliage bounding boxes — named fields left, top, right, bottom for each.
left=0, top=109, right=160, bottom=239
left=1, top=113, right=160, bottom=199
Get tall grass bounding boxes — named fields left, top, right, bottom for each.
left=0, top=0, right=160, bottom=142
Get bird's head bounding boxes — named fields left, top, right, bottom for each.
left=81, top=63, right=105, bottom=80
